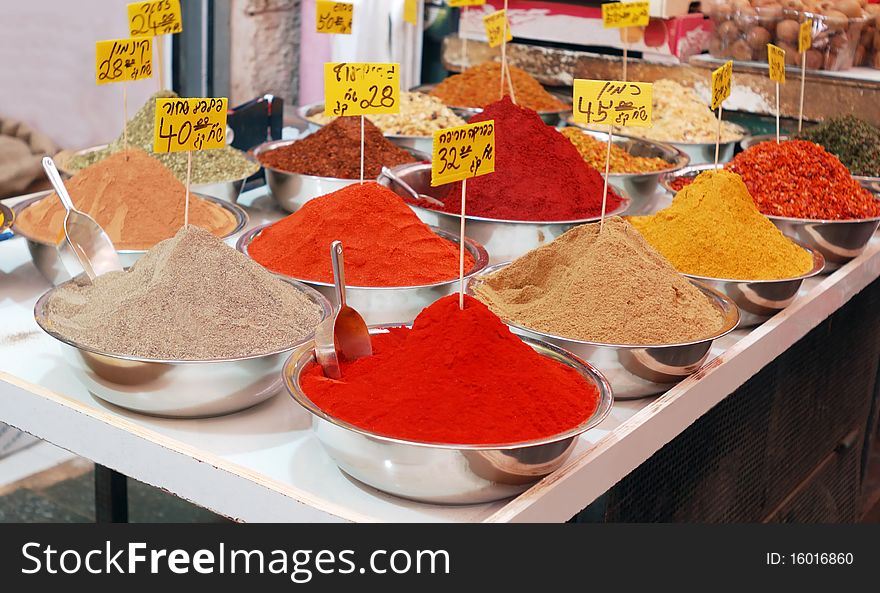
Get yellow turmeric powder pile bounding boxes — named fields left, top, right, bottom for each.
left=628, top=170, right=814, bottom=280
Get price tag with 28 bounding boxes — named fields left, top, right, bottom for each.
left=572, top=79, right=653, bottom=128
left=153, top=97, right=228, bottom=153
left=431, top=121, right=495, bottom=186
left=95, top=37, right=153, bottom=84
left=127, top=0, right=182, bottom=37
left=324, top=63, right=400, bottom=117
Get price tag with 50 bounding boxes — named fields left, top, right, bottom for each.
left=711, top=60, right=733, bottom=110
left=768, top=44, right=786, bottom=83
left=431, top=121, right=495, bottom=186
left=153, top=98, right=228, bottom=153
left=316, top=1, right=353, bottom=34
left=128, top=0, right=182, bottom=37
left=572, top=80, right=653, bottom=128
left=483, top=10, right=512, bottom=48
left=601, top=1, right=650, bottom=29
left=324, top=63, right=400, bottom=117
left=95, top=37, right=153, bottom=84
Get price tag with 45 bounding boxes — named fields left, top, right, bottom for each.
left=324, top=63, right=400, bottom=117
left=431, top=121, right=495, bottom=186
left=572, top=80, right=653, bottom=128
left=95, top=37, right=152, bottom=84
left=128, top=0, right=182, bottom=37
left=153, top=98, right=228, bottom=153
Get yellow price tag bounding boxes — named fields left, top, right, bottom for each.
left=153, top=98, right=228, bottom=153
left=768, top=44, right=786, bottom=83
left=483, top=10, right=512, bottom=48
left=710, top=60, right=733, bottom=110
left=404, top=0, right=418, bottom=25
left=95, top=38, right=153, bottom=85
left=431, top=121, right=495, bottom=186
left=572, top=80, right=653, bottom=128
left=799, top=19, right=813, bottom=53
left=324, top=63, right=400, bottom=117
left=316, top=1, right=353, bottom=34
left=449, top=1, right=486, bottom=6
left=601, top=1, right=650, bottom=29
left=127, top=0, right=182, bottom=37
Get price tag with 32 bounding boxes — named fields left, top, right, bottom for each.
left=431, top=121, right=495, bottom=186
left=153, top=98, right=228, bottom=153
left=572, top=79, right=653, bottom=128
left=324, top=63, right=400, bottom=117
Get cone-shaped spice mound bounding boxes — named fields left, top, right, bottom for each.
left=44, top=226, right=324, bottom=360
left=474, top=217, right=724, bottom=345
left=248, top=182, right=474, bottom=286
left=301, top=294, right=601, bottom=445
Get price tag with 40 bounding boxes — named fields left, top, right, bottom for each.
left=153, top=98, right=228, bottom=153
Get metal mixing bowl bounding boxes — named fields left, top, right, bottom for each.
left=33, top=278, right=332, bottom=418
left=0, top=202, right=13, bottom=234
left=563, top=128, right=689, bottom=210
left=55, top=144, right=254, bottom=203
left=283, top=329, right=613, bottom=504
left=378, top=161, right=632, bottom=264
left=741, top=134, right=880, bottom=189
left=12, top=191, right=248, bottom=286
left=294, top=102, right=434, bottom=154
left=251, top=139, right=429, bottom=213
left=467, top=264, right=740, bottom=400
left=683, top=245, right=825, bottom=328
left=768, top=213, right=880, bottom=273
left=410, top=83, right=573, bottom=126
left=658, top=163, right=715, bottom=194
left=237, top=223, right=489, bottom=325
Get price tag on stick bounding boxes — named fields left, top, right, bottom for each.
left=798, top=20, right=812, bottom=132
left=449, top=0, right=486, bottom=6
left=602, top=2, right=649, bottom=82
left=128, top=0, right=182, bottom=91
left=153, top=97, right=228, bottom=229
left=573, top=79, right=653, bottom=231
left=710, top=60, right=733, bottom=167
left=316, top=1, right=353, bottom=34
left=483, top=9, right=512, bottom=48
left=431, top=120, right=495, bottom=309
left=768, top=44, right=786, bottom=143
left=404, top=0, right=418, bottom=25
left=96, top=37, right=153, bottom=152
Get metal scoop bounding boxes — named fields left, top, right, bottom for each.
left=42, top=157, right=122, bottom=281
left=314, top=241, right=372, bottom=379
left=381, top=166, right=445, bottom=208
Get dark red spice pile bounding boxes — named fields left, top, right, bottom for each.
left=668, top=176, right=693, bottom=192
left=257, top=116, right=416, bottom=179
left=725, top=140, right=879, bottom=220
left=421, top=97, right=622, bottom=221
left=301, top=294, right=600, bottom=445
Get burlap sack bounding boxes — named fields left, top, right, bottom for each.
left=0, top=118, right=58, bottom=199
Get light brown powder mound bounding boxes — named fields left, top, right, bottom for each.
left=15, top=149, right=237, bottom=250
left=44, top=226, right=324, bottom=360
left=474, top=217, right=724, bottom=345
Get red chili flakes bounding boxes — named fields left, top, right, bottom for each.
left=669, top=176, right=694, bottom=192
left=725, top=140, right=880, bottom=220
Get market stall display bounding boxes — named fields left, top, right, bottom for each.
left=34, top=225, right=329, bottom=417
left=286, top=293, right=612, bottom=503
left=238, top=182, right=488, bottom=324
left=469, top=217, right=739, bottom=398
left=794, top=115, right=880, bottom=178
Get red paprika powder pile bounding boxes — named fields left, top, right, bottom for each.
left=247, top=182, right=474, bottom=286
left=725, top=140, right=880, bottom=220
left=418, top=97, right=621, bottom=221
left=300, top=294, right=601, bottom=445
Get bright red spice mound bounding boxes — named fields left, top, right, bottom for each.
left=426, top=97, right=622, bottom=221
left=248, top=182, right=474, bottom=286
left=725, top=140, right=880, bottom=220
left=300, top=294, right=601, bottom=445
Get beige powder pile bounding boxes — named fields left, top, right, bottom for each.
left=473, top=217, right=723, bottom=345
left=44, top=226, right=324, bottom=360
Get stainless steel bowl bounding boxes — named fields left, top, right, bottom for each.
left=237, top=223, right=490, bottom=325
left=741, top=133, right=880, bottom=189
left=566, top=118, right=748, bottom=165
left=378, top=161, right=632, bottom=264
left=565, top=128, right=689, bottom=210
left=283, top=329, right=613, bottom=504
left=411, top=83, right=573, bottom=126
left=294, top=102, right=434, bottom=154
left=658, top=163, right=717, bottom=194
left=768, top=213, right=880, bottom=273
left=11, top=191, right=248, bottom=286
left=56, top=144, right=255, bottom=203
left=683, top=245, right=825, bottom=328
left=33, top=278, right=332, bottom=418
left=0, top=202, right=13, bottom=233
left=252, top=139, right=429, bottom=213
left=467, top=264, right=740, bottom=399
